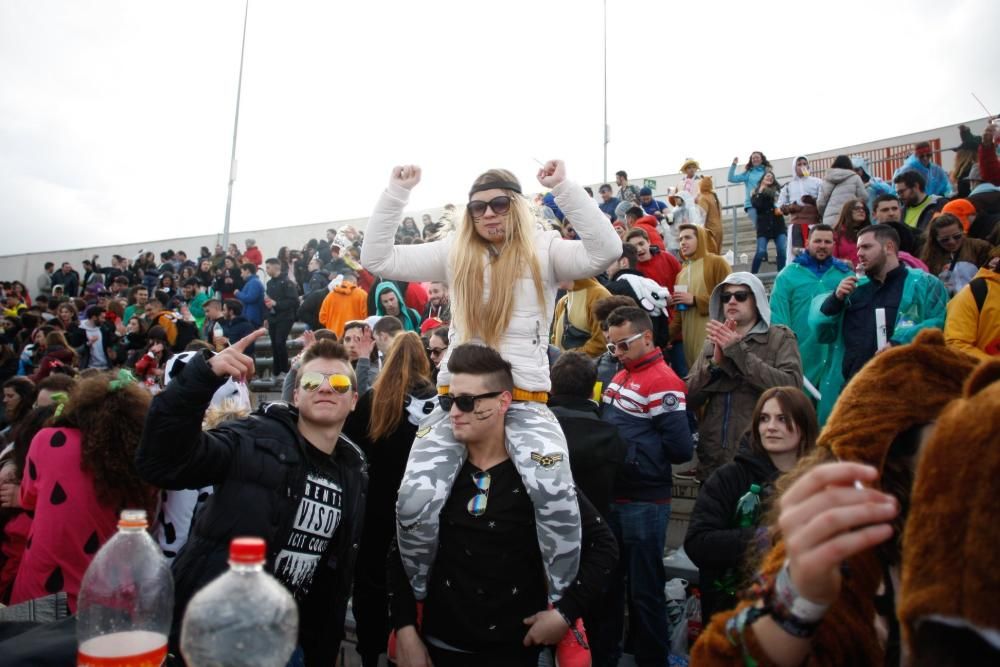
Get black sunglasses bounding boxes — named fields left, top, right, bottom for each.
left=467, top=196, right=511, bottom=218
left=439, top=391, right=503, bottom=413
left=721, top=290, right=752, bottom=303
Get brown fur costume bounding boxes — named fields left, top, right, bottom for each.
left=899, top=360, right=1000, bottom=663
left=690, top=329, right=980, bottom=666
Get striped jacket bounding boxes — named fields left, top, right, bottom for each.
left=601, top=348, right=694, bottom=501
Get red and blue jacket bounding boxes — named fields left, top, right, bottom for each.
left=601, top=348, right=693, bottom=501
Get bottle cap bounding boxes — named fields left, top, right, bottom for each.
left=750, top=483, right=761, bottom=493
left=118, top=509, right=148, bottom=529
left=229, top=537, right=266, bottom=564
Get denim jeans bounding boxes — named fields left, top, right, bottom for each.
left=751, top=234, right=787, bottom=274
left=603, top=502, right=672, bottom=667
left=665, top=341, right=688, bottom=378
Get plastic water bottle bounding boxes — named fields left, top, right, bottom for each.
left=77, top=510, right=173, bottom=667
left=181, top=537, right=299, bottom=667
left=733, top=484, right=762, bottom=528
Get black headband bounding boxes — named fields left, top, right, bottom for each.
left=468, top=180, right=522, bottom=198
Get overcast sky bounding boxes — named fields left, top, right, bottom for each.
left=2, top=0, right=998, bottom=255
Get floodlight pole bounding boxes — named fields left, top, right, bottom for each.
left=222, top=0, right=249, bottom=251
left=603, top=0, right=608, bottom=182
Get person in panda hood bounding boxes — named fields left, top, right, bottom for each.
left=604, top=242, right=672, bottom=350
left=150, top=348, right=253, bottom=562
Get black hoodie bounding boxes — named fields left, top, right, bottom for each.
left=684, top=447, right=779, bottom=621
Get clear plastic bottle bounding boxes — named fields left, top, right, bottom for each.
left=77, top=509, right=174, bottom=667
left=181, top=537, right=299, bottom=667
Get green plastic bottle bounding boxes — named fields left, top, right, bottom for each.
left=734, top=483, right=762, bottom=528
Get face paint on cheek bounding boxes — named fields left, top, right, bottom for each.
left=473, top=408, right=495, bottom=421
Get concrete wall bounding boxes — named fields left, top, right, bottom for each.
left=1, top=117, right=987, bottom=287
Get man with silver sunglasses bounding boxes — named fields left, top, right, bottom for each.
left=137, top=331, right=367, bottom=666
left=389, top=344, right=617, bottom=667
left=600, top=306, right=694, bottom=666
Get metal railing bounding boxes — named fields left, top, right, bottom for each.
left=645, top=136, right=946, bottom=262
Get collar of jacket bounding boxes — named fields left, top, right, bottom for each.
left=547, top=394, right=600, bottom=414
left=794, top=251, right=850, bottom=276
left=622, top=347, right=663, bottom=372
left=257, top=400, right=367, bottom=472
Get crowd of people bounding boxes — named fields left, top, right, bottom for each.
left=0, top=123, right=998, bottom=667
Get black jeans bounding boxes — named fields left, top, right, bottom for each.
left=426, top=642, right=541, bottom=667
left=268, top=317, right=294, bottom=375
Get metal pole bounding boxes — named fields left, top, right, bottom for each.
left=222, top=0, right=249, bottom=251
left=602, top=0, right=608, bottom=183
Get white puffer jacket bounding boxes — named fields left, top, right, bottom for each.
left=361, top=179, right=622, bottom=392
left=816, top=167, right=868, bottom=227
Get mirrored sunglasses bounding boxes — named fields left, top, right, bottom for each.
left=467, top=471, right=492, bottom=517
left=298, top=371, right=354, bottom=393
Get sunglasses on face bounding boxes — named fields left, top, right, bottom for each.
left=298, top=372, right=354, bottom=393
left=606, top=331, right=644, bottom=355
left=467, top=471, right=491, bottom=516
left=721, top=290, right=752, bottom=303
left=467, top=196, right=511, bottom=219
left=439, top=391, right=503, bottom=413
left=427, top=346, right=447, bottom=358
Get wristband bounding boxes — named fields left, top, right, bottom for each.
left=774, top=560, right=830, bottom=623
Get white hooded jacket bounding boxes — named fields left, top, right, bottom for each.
left=777, top=155, right=823, bottom=207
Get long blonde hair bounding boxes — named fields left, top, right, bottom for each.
left=449, top=169, right=547, bottom=348
left=368, top=332, right=432, bottom=441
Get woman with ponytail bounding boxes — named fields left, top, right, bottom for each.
left=344, top=331, right=437, bottom=667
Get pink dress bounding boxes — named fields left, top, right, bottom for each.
left=10, top=427, right=120, bottom=612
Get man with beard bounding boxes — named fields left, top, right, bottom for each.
left=422, top=281, right=451, bottom=323
left=770, top=224, right=852, bottom=424
left=811, top=224, right=947, bottom=385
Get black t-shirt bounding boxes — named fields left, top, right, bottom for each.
left=272, top=441, right=343, bottom=600
left=422, top=459, right=548, bottom=653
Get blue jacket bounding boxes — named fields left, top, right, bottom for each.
left=237, top=274, right=265, bottom=326
left=893, top=155, right=954, bottom=198
left=728, top=164, right=768, bottom=209
left=598, top=197, right=620, bottom=220
left=601, top=349, right=693, bottom=501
